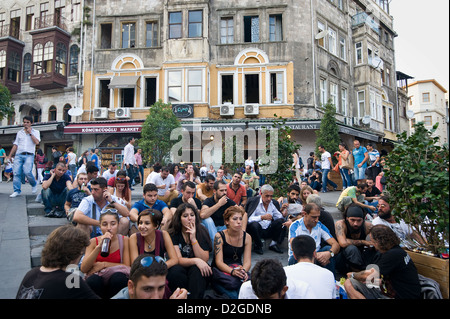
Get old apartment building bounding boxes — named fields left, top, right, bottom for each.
left=0, top=0, right=409, bottom=165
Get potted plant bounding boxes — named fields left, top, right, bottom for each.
left=273, top=97, right=282, bottom=104
left=384, top=122, right=449, bottom=298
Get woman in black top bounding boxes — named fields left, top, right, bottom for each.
left=212, top=206, right=252, bottom=298
left=168, top=203, right=212, bottom=299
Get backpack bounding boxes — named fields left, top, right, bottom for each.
left=418, top=274, right=443, bottom=299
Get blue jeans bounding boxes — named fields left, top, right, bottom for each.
left=339, top=168, right=351, bottom=188
left=13, top=153, right=37, bottom=193
left=353, top=165, right=367, bottom=181
left=322, top=169, right=337, bottom=191
left=201, top=217, right=227, bottom=247
left=42, top=188, right=68, bottom=213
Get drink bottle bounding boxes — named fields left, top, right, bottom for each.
left=100, top=238, right=111, bottom=257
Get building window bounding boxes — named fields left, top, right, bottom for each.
left=146, top=22, right=158, bottom=47
left=122, top=22, right=136, bottom=48
left=269, top=14, right=283, bottom=41
left=221, top=74, right=234, bottom=104
left=7, top=52, right=21, bottom=82
left=40, top=2, right=49, bottom=17
left=0, top=50, right=5, bottom=79
left=121, top=88, right=134, bottom=107
left=23, top=53, right=32, bottom=82
left=355, top=42, right=363, bottom=65
left=341, top=88, right=347, bottom=115
left=169, top=12, right=182, bottom=39
left=339, top=36, right=346, bottom=60
left=43, top=41, right=54, bottom=73
left=168, top=70, right=182, bottom=102
left=270, top=72, right=284, bottom=103
left=357, top=90, right=365, bottom=117
left=55, top=42, right=67, bottom=76
left=320, top=78, right=327, bottom=106
left=99, top=79, right=110, bottom=107
left=245, top=74, right=259, bottom=103
left=220, top=17, right=234, bottom=44
left=48, top=105, right=57, bottom=121
left=188, top=10, right=202, bottom=38
left=26, top=6, right=34, bottom=31
left=100, top=24, right=112, bottom=49
left=63, top=104, right=71, bottom=122
left=145, top=77, right=157, bottom=106
left=244, top=16, right=259, bottom=43
left=317, top=21, right=326, bottom=48
left=330, top=82, right=338, bottom=107
left=328, top=28, right=337, bottom=55
left=423, top=115, right=432, bottom=126
left=33, top=44, right=43, bottom=74
left=72, top=0, right=81, bottom=22
left=187, top=69, right=202, bottom=102
left=69, top=45, right=79, bottom=76
left=422, top=92, right=430, bottom=103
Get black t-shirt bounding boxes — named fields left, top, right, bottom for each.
left=374, top=245, right=421, bottom=299
left=170, top=226, right=212, bottom=258
left=16, top=268, right=100, bottom=299
left=170, top=196, right=202, bottom=211
left=203, top=196, right=236, bottom=226
left=365, top=186, right=381, bottom=202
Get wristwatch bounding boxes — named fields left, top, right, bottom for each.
left=329, top=250, right=335, bottom=257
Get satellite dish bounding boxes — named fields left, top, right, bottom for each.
left=406, top=110, right=415, bottom=119
left=68, top=107, right=83, bottom=116
left=315, top=30, right=327, bottom=40
left=362, top=115, right=371, bottom=125
left=371, top=56, right=383, bottom=69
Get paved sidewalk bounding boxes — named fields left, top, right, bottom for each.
left=0, top=181, right=342, bottom=299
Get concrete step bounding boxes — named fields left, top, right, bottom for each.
left=30, top=235, right=47, bottom=267
left=27, top=215, right=69, bottom=236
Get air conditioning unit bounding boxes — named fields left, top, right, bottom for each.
left=93, top=108, right=108, bottom=119
left=220, top=104, right=235, bottom=116
left=115, top=108, right=131, bottom=119
left=353, top=117, right=361, bottom=126
left=244, top=104, right=259, bottom=116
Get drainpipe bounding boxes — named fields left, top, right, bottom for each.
left=310, top=0, right=317, bottom=110
left=88, top=0, right=96, bottom=121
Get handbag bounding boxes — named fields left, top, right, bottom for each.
left=341, top=151, right=353, bottom=169
left=212, top=263, right=247, bottom=291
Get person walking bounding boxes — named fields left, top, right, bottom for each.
left=6, top=116, right=40, bottom=198
left=123, top=137, right=136, bottom=190
left=318, top=145, right=337, bottom=193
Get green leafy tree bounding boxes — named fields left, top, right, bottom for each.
left=0, top=84, right=14, bottom=121
left=261, top=115, right=301, bottom=198
left=315, top=100, right=340, bottom=164
left=139, top=99, right=181, bottom=165
left=385, top=122, right=449, bottom=254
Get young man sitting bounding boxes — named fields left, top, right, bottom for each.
left=41, top=162, right=73, bottom=218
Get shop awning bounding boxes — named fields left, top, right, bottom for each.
left=64, top=121, right=143, bottom=134
left=108, top=75, right=140, bottom=89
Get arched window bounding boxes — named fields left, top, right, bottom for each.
left=43, top=41, right=54, bottom=73
left=23, top=53, right=32, bottom=82
left=33, top=43, right=44, bottom=74
left=8, top=52, right=21, bottom=82
left=30, top=108, right=41, bottom=123
left=56, top=42, right=67, bottom=76
left=69, top=45, right=79, bottom=76
left=63, top=104, right=72, bottom=122
left=48, top=105, right=57, bottom=121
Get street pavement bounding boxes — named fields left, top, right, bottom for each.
left=0, top=180, right=342, bottom=299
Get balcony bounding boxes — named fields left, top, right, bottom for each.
left=0, top=24, right=25, bottom=94
left=352, top=12, right=380, bottom=34
left=34, top=13, right=68, bottom=32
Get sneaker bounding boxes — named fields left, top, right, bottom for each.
left=54, top=210, right=66, bottom=218
left=10, top=191, right=20, bottom=198
left=45, top=209, right=56, bottom=218
left=32, top=185, right=38, bottom=194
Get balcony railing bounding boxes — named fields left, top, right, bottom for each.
left=34, top=13, right=67, bottom=31
left=0, top=23, right=21, bottom=40
left=352, top=12, right=380, bottom=34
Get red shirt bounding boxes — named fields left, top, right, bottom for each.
left=226, top=182, right=246, bottom=205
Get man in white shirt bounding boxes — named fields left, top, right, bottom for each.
left=245, top=184, right=287, bottom=255
left=284, top=235, right=337, bottom=299
left=239, top=258, right=316, bottom=299
left=6, top=116, right=41, bottom=198
left=318, top=145, right=338, bottom=193
left=123, top=137, right=137, bottom=190
left=102, top=162, right=118, bottom=182
left=149, top=166, right=178, bottom=204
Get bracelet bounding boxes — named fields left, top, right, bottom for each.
left=230, top=269, right=235, bottom=276
left=191, top=240, right=198, bottom=246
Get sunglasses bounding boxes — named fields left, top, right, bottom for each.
left=116, top=177, right=127, bottom=182
left=140, top=256, right=166, bottom=267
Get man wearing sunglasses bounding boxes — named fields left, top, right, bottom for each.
left=112, top=255, right=188, bottom=299
left=73, top=177, right=130, bottom=237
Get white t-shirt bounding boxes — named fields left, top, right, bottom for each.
left=283, top=262, right=337, bottom=299
left=67, top=152, right=77, bottom=165
left=321, top=151, right=332, bottom=170
left=238, top=277, right=317, bottom=299
left=150, top=173, right=175, bottom=196
left=372, top=217, right=413, bottom=241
